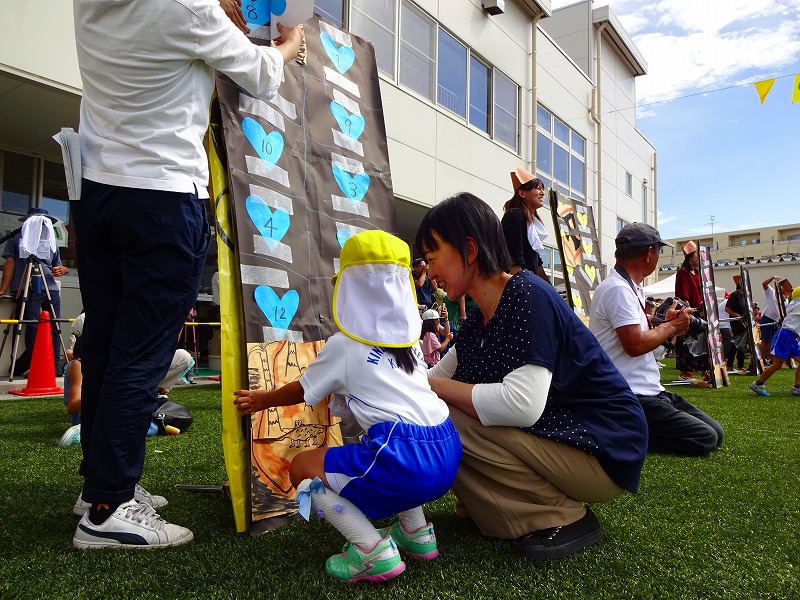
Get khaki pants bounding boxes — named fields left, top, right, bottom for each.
left=449, top=407, right=624, bottom=539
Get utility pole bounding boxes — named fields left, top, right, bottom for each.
left=706, top=215, right=717, bottom=235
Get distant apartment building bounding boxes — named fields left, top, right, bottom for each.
left=1, top=0, right=655, bottom=333
left=658, top=224, right=800, bottom=297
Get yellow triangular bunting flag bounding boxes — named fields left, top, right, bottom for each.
left=753, top=78, right=776, bottom=105
left=792, top=74, right=800, bottom=104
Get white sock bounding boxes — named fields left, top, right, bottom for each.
left=300, top=479, right=381, bottom=550
left=397, top=506, right=427, bottom=532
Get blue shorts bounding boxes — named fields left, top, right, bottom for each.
left=770, top=328, right=800, bottom=360
left=759, top=316, right=779, bottom=345
left=324, top=418, right=462, bottom=520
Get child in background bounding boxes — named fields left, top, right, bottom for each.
left=750, top=286, right=800, bottom=397
left=420, top=308, right=453, bottom=367
left=234, top=230, right=462, bottom=584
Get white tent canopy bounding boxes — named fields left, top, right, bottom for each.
left=643, top=273, right=726, bottom=299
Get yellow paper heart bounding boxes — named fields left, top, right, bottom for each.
left=577, top=212, right=589, bottom=228
left=582, top=240, right=593, bottom=255
left=566, top=265, right=574, bottom=276
left=584, top=264, right=596, bottom=284
left=571, top=291, right=583, bottom=309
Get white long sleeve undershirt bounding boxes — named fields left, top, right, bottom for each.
left=428, top=347, right=552, bottom=427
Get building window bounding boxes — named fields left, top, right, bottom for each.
left=399, top=1, right=435, bottom=100
left=351, top=1, right=520, bottom=152
left=314, top=0, right=344, bottom=27
left=625, top=172, right=633, bottom=196
left=0, top=151, right=34, bottom=217
left=616, top=217, right=629, bottom=234
left=437, top=29, right=467, bottom=117
left=351, top=0, right=396, bottom=75
left=494, top=71, right=518, bottom=150
left=468, top=56, right=490, bottom=132
left=535, top=103, right=585, bottom=198
left=0, top=151, right=77, bottom=267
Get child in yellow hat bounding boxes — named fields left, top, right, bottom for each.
left=234, top=230, right=462, bottom=583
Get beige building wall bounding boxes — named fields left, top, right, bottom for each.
left=658, top=223, right=800, bottom=299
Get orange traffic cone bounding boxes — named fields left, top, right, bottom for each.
left=9, top=310, right=63, bottom=397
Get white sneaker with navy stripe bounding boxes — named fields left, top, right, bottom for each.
left=73, top=500, right=193, bottom=549
left=73, top=484, right=167, bottom=516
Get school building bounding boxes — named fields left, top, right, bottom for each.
left=0, top=0, right=656, bottom=361
left=658, top=224, right=800, bottom=302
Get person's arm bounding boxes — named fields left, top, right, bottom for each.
left=0, top=257, right=14, bottom=295
left=431, top=363, right=552, bottom=427
left=219, top=0, right=249, bottom=34
left=196, top=8, right=301, bottom=102
left=428, top=377, right=477, bottom=418
left=439, top=331, right=454, bottom=353
left=616, top=309, right=692, bottom=357
left=458, top=295, right=467, bottom=323
left=233, top=380, right=305, bottom=415
left=762, top=275, right=781, bottom=291
left=65, top=361, right=82, bottom=417
left=428, top=345, right=457, bottom=378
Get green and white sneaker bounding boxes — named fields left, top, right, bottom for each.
left=379, top=518, right=439, bottom=560
left=325, top=535, right=406, bottom=583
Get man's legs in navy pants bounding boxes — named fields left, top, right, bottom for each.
left=72, top=179, right=209, bottom=508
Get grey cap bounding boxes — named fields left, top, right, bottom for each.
left=615, top=222, right=673, bottom=250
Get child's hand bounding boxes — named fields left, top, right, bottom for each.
left=233, top=389, right=269, bottom=415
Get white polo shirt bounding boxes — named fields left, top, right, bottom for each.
left=589, top=268, right=664, bottom=396
left=74, top=0, right=285, bottom=197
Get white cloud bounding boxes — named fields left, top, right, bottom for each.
left=635, top=19, right=800, bottom=104
left=654, top=0, right=782, bottom=35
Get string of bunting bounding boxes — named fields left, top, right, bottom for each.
left=753, top=73, right=800, bottom=105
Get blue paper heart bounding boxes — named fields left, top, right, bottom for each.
left=245, top=196, right=290, bottom=247
left=243, top=0, right=271, bottom=27
left=320, top=32, right=356, bottom=74
left=336, top=229, right=352, bottom=248
left=254, top=286, right=299, bottom=333
left=271, top=0, right=286, bottom=16
left=242, top=117, right=284, bottom=165
left=332, top=166, right=369, bottom=202
left=330, top=102, right=365, bottom=140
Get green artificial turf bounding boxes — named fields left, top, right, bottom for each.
left=0, top=364, right=799, bottom=599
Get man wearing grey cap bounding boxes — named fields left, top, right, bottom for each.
left=589, top=223, right=723, bottom=456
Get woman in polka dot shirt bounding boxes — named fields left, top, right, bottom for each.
left=417, top=192, right=647, bottom=561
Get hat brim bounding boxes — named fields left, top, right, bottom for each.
left=19, top=214, right=58, bottom=223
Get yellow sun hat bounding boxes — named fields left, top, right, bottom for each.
left=331, top=230, right=420, bottom=348
left=792, top=285, right=800, bottom=299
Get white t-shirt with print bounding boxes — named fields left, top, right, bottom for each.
left=299, top=332, right=449, bottom=430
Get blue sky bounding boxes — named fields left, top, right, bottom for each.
left=550, top=0, right=800, bottom=240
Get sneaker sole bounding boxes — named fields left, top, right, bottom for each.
left=517, top=528, right=603, bottom=561
left=401, top=548, right=439, bottom=560
left=344, top=561, right=406, bottom=583
left=72, top=529, right=193, bottom=550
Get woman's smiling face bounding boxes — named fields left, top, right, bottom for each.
left=424, top=231, right=470, bottom=301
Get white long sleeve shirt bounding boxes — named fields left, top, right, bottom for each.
left=74, top=0, right=285, bottom=197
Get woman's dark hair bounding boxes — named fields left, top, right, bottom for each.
left=681, top=252, right=696, bottom=271
left=415, top=192, right=512, bottom=278
left=503, top=177, right=544, bottom=224
left=384, top=347, right=416, bottom=374
left=72, top=335, right=82, bottom=360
